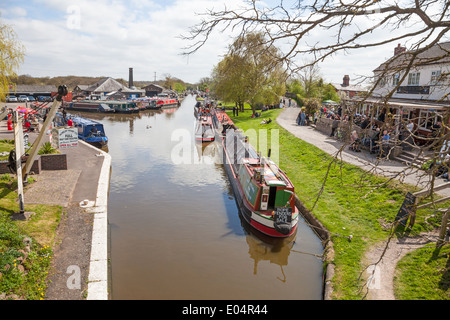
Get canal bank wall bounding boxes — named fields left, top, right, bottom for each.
left=81, top=141, right=111, bottom=300
left=294, top=195, right=334, bottom=300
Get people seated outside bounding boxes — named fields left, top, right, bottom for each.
left=360, top=117, right=371, bottom=129
left=370, top=128, right=381, bottom=154
left=378, top=130, right=391, bottom=159
left=349, top=130, right=361, bottom=152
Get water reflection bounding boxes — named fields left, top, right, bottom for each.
left=80, top=95, right=324, bottom=299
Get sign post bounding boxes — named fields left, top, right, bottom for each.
left=395, top=192, right=416, bottom=227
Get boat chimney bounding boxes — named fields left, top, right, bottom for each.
left=129, top=67, right=134, bottom=88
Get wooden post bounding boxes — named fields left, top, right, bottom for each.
left=437, top=210, right=449, bottom=247
left=13, top=110, right=25, bottom=214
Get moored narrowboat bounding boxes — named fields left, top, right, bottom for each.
left=71, top=116, right=108, bottom=148
left=195, top=114, right=215, bottom=142
left=222, top=129, right=298, bottom=237
left=157, top=98, right=180, bottom=109
left=67, top=100, right=115, bottom=113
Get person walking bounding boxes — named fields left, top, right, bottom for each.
left=330, top=116, right=339, bottom=137
left=300, top=110, right=306, bottom=126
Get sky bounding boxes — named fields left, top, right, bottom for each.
left=0, top=0, right=427, bottom=86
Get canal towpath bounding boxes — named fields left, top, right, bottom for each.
left=276, top=105, right=441, bottom=300
left=0, top=114, right=110, bottom=300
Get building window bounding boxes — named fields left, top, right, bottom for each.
left=418, top=110, right=438, bottom=130
left=431, top=70, right=442, bottom=85
left=408, top=72, right=420, bottom=86
left=393, top=73, right=400, bottom=86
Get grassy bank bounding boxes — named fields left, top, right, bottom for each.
left=0, top=173, right=62, bottom=300
left=224, top=106, right=448, bottom=299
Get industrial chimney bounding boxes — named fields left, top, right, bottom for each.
left=129, top=67, right=134, bottom=88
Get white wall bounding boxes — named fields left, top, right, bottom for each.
left=373, top=62, right=450, bottom=101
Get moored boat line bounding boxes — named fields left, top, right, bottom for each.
left=211, top=104, right=299, bottom=237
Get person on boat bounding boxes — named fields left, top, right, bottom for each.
left=67, top=117, right=73, bottom=127
left=90, top=125, right=97, bottom=136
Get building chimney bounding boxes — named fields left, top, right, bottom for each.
left=394, top=43, right=406, bottom=56
left=342, top=75, right=350, bottom=87
left=129, top=67, right=134, bottom=88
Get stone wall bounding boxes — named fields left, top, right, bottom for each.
left=40, top=154, right=67, bottom=170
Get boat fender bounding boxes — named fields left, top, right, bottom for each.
left=274, top=223, right=291, bottom=235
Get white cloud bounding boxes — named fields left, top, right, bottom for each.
left=2, top=0, right=237, bottom=83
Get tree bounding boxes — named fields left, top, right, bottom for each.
left=212, top=32, right=287, bottom=114
left=0, top=19, right=25, bottom=102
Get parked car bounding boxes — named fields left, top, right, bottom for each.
left=6, top=95, right=18, bottom=102
left=18, top=95, right=28, bottom=102
left=38, top=96, right=52, bottom=102
left=28, top=96, right=36, bottom=101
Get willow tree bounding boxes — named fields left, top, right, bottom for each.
left=212, top=54, right=249, bottom=111
left=213, top=32, right=287, bottom=114
left=0, top=19, right=25, bottom=102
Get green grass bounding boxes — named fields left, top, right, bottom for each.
left=0, top=173, right=62, bottom=300
left=224, top=107, right=449, bottom=300
left=394, top=244, right=449, bottom=300
left=0, top=140, right=15, bottom=161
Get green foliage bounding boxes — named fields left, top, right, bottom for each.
left=38, top=142, right=57, bottom=155
left=212, top=32, right=287, bottom=114
left=0, top=19, right=25, bottom=102
left=0, top=174, right=60, bottom=299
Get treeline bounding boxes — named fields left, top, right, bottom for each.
left=12, top=75, right=194, bottom=92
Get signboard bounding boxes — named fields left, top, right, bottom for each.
left=395, top=192, right=416, bottom=226
left=52, top=127, right=78, bottom=149
left=274, top=207, right=292, bottom=225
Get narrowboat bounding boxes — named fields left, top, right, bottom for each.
left=133, top=98, right=160, bottom=110
left=157, top=98, right=180, bottom=109
left=67, top=100, right=115, bottom=113
left=222, top=129, right=298, bottom=237
left=68, top=100, right=139, bottom=113
left=195, top=114, right=216, bottom=142
left=71, top=116, right=108, bottom=148
left=106, top=100, right=140, bottom=113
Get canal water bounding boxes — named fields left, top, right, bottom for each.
left=83, top=95, right=323, bottom=300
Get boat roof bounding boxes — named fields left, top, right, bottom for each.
left=71, top=116, right=104, bottom=126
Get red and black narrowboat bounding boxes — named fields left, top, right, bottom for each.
left=222, top=129, right=299, bottom=237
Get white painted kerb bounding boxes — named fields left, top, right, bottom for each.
left=80, top=141, right=111, bottom=300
